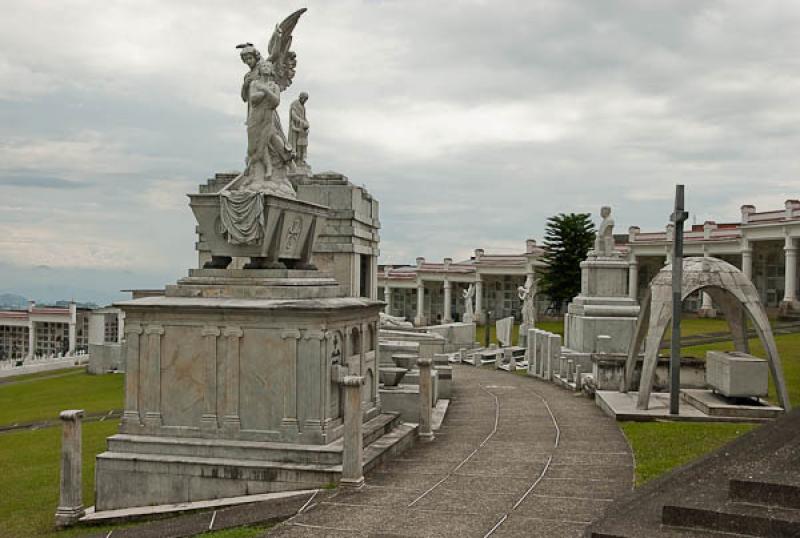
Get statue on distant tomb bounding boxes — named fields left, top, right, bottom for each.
left=593, top=206, right=616, bottom=257
left=289, top=92, right=310, bottom=169
left=517, top=275, right=536, bottom=327
left=463, top=283, right=476, bottom=322
left=232, top=9, right=307, bottom=198
left=380, top=312, right=414, bottom=329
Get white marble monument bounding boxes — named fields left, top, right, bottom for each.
left=93, top=10, right=405, bottom=512
left=564, top=206, right=640, bottom=354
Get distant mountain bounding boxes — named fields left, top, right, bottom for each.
left=0, top=293, right=28, bottom=309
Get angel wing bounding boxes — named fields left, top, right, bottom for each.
left=267, top=8, right=307, bottom=91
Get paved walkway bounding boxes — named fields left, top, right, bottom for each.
left=267, top=365, right=634, bottom=537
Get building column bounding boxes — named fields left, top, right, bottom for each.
left=67, top=303, right=77, bottom=355
left=27, top=321, right=35, bottom=359
left=384, top=284, right=393, bottom=315
left=442, top=280, right=452, bottom=323
left=628, top=259, right=639, bottom=300
left=117, top=310, right=125, bottom=343
left=782, top=236, right=798, bottom=312
left=475, top=277, right=484, bottom=325
left=222, top=326, right=243, bottom=435
left=121, top=324, right=143, bottom=427
left=741, top=240, right=753, bottom=281
left=414, top=281, right=425, bottom=326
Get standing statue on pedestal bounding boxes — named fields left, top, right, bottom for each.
left=593, top=206, right=616, bottom=257
left=289, top=92, right=310, bottom=172
left=233, top=8, right=307, bottom=198
left=463, top=283, right=476, bottom=323
left=517, top=275, right=536, bottom=328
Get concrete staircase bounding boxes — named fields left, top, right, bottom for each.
left=587, top=408, right=800, bottom=537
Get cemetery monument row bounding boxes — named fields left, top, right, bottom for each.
left=93, top=9, right=391, bottom=510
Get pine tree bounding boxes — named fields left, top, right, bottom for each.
left=539, top=213, right=596, bottom=313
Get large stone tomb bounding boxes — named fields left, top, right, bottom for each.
left=94, top=193, right=394, bottom=510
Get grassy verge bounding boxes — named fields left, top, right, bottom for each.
left=0, top=419, right=120, bottom=538
left=620, top=421, right=757, bottom=486
left=0, top=369, right=123, bottom=426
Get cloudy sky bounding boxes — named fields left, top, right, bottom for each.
left=1, top=0, right=798, bottom=304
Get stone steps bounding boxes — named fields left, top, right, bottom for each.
left=730, top=477, right=800, bottom=510
left=106, top=412, right=403, bottom=466
left=662, top=498, right=800, bottom=536
left=95, top=412, right=418, bottom=511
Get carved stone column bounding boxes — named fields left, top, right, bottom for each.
left=339, top=375, right=365, bottom=488
left=417, top=357, right=434, bottom=442
left=299, top=330, right=325, bottom=438
left=122, top=324, right=143, bottom=426
left=222, top=326, right=243, bottom=435
left=200, top=326, right=220, bottom=432
left=55, top=409, right=85, bottom=527
left=143, top=325, right=164, bottom=428
left=281, top=329, right=301, bottom=437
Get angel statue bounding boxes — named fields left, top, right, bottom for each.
left=233, top=8, right=307, bottom=198
left=462, top=283, right=476, bottom=323
left=517, top=274, right=536, bottom=328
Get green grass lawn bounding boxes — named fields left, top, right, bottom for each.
left=0, top=368, right=123, bottom=426
left=620, top=422, right=757, bottom=486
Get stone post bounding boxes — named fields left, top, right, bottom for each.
left=506, top=348, right=516, bottom=371
left=628, top=259, right=638, bottom=300
left=782, top=236, right=797, bottom=311
left=414, top=281, right=426, bottom=326
left=340, top=375, right=365, bottom=488
left=55, top=409, right=85, bottom=527
left=416, top=358, right=434, bottom=442
left=442, top=280, right=452, bottom=323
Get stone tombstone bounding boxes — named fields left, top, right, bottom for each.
left=496, top=316, right=514, bottom=347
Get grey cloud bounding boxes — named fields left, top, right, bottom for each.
left=0, top=175, right=86, bottom=189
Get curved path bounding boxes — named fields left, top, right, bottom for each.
left=268, top=365, right=634, bottom=537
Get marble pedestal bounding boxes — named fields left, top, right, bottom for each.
left=565, top=255, right=640, bottom=354
left=94, top=268, right=385, bottom=510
